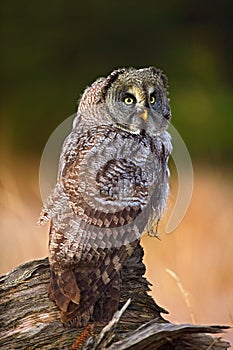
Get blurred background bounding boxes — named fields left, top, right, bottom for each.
left=1, top=0, right=232, bottom=345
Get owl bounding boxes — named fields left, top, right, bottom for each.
left=39, top=67, right=172, bottom=327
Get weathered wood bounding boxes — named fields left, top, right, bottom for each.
left=0, top=244, right=230, bottom=349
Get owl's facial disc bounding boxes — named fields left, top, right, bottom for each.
left=115, top=88, right=159, bottom=133
left=104, top=71, right=171, bottom=135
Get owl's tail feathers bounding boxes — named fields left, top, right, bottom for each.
left=49, top=270, right=80, bottom=315
left=67, top=246, right=130, bottom=325
left=92, top=271, right=121, bottom=322
left=49, top=269, right=96, bottom=327
left=64, top=268, right=121, bottom=327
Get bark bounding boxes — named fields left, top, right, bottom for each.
left=0, top=243, right=230, bottom=349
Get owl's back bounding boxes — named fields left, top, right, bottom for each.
left=46, top=125, right=170, bottom=326
left=40, top=66, right=171, bottom=327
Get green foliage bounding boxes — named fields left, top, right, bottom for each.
left=1, top=0, right=232, bottom=162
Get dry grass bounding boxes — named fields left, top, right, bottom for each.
left=0, top=156, right=48, bottom=273
left=0, top=156, right=232, bottom=346
left=142, top=165, right=233, bottom=346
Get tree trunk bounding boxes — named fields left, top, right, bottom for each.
left=0, top=243, right=230, bottom=349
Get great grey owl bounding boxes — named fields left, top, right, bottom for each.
left=39, top=66, right=172, bottom=327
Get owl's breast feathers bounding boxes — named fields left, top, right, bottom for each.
left=45, top=125, right=171, bottom=327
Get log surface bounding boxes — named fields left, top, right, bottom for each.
left=0, top=244, right=230, bottom=349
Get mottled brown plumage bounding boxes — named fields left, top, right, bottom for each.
left=39, top=67, right=172, bottom=327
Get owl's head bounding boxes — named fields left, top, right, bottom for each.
left=101, top=67, right=171, bottom=135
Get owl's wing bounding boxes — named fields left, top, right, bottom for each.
left=57, top=129, right=81, bottom=180
left=38, top=130, right=82, bottom=225
left=48, top=127, right=172, bottom=326
left=49, top=142, right=148, bottom=326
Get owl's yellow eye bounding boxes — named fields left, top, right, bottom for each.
left=124, top=97, right=134, bottom=105
left=150, top=95, right=156, bottom=104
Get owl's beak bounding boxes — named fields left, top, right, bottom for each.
left=138, top=108, right=148, bottom=122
